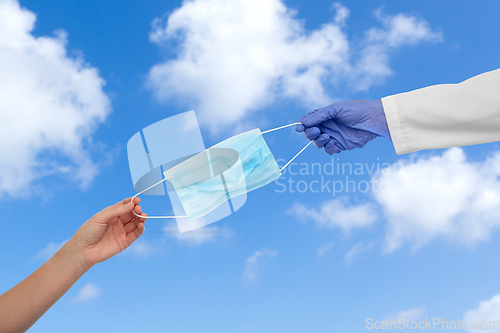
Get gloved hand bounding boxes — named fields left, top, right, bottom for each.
left=295, top=99, right=391, bottom=155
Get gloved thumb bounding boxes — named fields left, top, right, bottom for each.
left=300, top=107, right=334, bottom=128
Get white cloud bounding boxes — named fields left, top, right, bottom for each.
left=463, top=294, right=500, bottom=333
left=374, top=148, right=500, bottom=252
left=384, top=306, right=426, bottom=323
left=242, top=249, right=277, bottom=283
left=289, top=197, right=377, bottom=235
left=354, top=10, right=442, bottom=90
left=164, top=223, right=234, bottom=246
left=0, top=0, right=110, bottom=197
left=32, top=239, right=69, bottom=261
left=344, top=241, right=373, bottom=265
left=316, top=241, right=334, bottom=257
left=70, top=283, right=101, bottom=304
left=147, top=0, right=442, bottom=133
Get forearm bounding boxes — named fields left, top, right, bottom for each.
left=0, top=238, right=89, bottom=333
left=382, top=68, right=500, bottom=154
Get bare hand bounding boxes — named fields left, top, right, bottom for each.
left=69, top=197, right=147, bottom=270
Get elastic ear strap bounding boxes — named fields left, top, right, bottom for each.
left=279, top=141, right=313, bottom=172
left=261, top=122, right=302, bottom=134
left=130, top=177, right=189, bottom=219
left=261, top=121, right=313, bottom=172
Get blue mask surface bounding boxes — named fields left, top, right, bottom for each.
left=163, top=129, right=281, bottom=220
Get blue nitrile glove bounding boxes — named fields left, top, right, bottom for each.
left=295, top=100, right=391, bottom=155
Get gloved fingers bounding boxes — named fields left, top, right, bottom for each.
left=324, top=138, right=344, bottom=155
left=301, top=107, right=334, bottom=127
left=313, top=133, right=330, bottom=148
left=320, top=122, right=348, bottom=149
left=295, top=123, right=305, bottom=132
left=304, top=127, right=321, bottom=140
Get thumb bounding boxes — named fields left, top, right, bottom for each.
left=301, top=106, right=334, bottom=128
left=96, top=199, right=134, bottom=222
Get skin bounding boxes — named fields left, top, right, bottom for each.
left=0, top=197, right=147, bottom=333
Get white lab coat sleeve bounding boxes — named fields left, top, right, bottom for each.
left=381, top=68, right=500, bottom=154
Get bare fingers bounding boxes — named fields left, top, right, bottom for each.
left=123, top=206, right=144, bottom=233
left=118, top=198, right=145, bottom=224
left=120, top=197, right=141, bottom=206
left=98, top=198, right=137, bottom=223
left=125, top=215, right=146, bottom=244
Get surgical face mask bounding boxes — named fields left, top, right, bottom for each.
left=132, top=122, right=311, bottom=221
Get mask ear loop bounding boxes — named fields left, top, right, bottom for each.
left=133, top=121, right=310, bottom=219
left=130, top=177, right=189, bottom=219
left=260, top=122, right=313, bottom=172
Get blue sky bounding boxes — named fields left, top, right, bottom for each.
left=1, top=0, right=500, bottom=332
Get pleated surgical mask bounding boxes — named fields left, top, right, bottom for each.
left=132, top=122, right=311, bottom=221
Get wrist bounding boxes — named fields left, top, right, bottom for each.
left=58, top=238, right=93, bottom=275
left=371, top=99, right=392, bottom=141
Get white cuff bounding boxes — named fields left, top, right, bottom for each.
left=381, top=95, right=410, bottom=155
